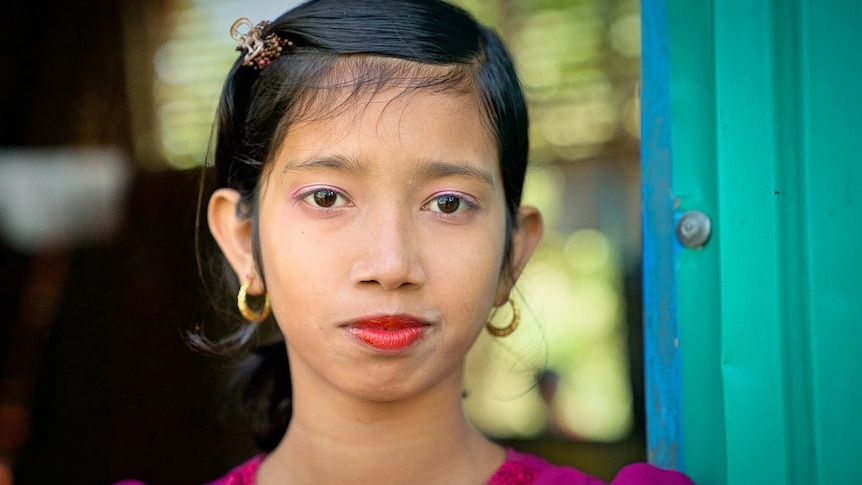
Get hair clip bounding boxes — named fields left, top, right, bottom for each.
left=230, top=17, right=292, bottom=70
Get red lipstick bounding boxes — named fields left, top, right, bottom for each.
left=347, top=315, right=428, bottom=351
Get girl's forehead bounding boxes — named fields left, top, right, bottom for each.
left=261, top=55, right=497, bottom=171
left=296, top=85, right=481, bottom=128
left=280, top=86, right=493, bottom=155
left=266, top=84, right=499, bottom=185
left=280, top=81, right=493, bottom=154
left=285, top=55, right=480, bottom=121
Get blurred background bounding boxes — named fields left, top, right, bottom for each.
left=0, top=0, right=643, bottom=483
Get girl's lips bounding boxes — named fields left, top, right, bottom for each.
left=346, top=314, right=430, bottom=351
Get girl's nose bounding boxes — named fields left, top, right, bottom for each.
left=350, top=211, right=426, bottom=291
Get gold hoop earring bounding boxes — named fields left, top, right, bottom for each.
left=237, top=279, right=271, bottom=323
left=485, top=298, right=519, bottom=337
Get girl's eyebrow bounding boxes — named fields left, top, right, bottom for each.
left=281, top=155, right=367, bottom=175
left=415, top=160, right=496, bottom=188
left=281, top=155, right=495, bottom=188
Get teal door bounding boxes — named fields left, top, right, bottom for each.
left=641, top=0, right=862, bottom=483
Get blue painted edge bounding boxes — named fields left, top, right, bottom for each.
left=640, top=0, right=684, bottom=470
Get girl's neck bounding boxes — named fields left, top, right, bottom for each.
left=257, top=376, right=504, bottom=485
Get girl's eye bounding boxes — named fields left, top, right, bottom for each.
left=302, top=188, right=347, bottom=208
left=313, top=189, right=338, bottom=207
left=435, top=195, right=461, bottom=214
left=428, top=194, right=472, bottom=215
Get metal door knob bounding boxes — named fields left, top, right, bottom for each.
left=676, top=210, right=712, bottom=249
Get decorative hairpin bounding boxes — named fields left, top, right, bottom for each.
left=230, top=17, right=292, bottom=70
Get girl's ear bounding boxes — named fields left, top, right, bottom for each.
left=207, top=188, right=265, bottom=295
left=494, top=206, right=544, bottom=305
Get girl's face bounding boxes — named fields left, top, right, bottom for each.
left=210, top=86, right=542, bottom=404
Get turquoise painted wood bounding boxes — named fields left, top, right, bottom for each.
left=642, top=0, right=862, bottom=483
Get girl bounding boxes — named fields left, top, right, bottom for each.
left=199, top=0, right=694, bottom=483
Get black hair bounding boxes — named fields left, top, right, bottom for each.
left=195, top=0, right=529, bottom=450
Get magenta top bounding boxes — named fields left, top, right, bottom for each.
left=193, top=448, right=694, bottom=485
